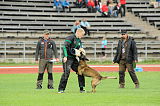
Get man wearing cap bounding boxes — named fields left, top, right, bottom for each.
left=113, top=30, right=139, bottom=88
left=35, top=30, right=59, bottom=89
left=58, top=28, right=86, bottom=93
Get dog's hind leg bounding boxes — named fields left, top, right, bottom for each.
left=91, top=78, right=101, bottom=93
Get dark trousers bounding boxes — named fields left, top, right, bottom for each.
left=37, top=59, right=53, bottom=86
left=102, top=48, right=106, bottom=56
left=120, top=4, right=126, bottom=17
left=58, top=57, right=85, bottom=91
left=119, top=60, right=139, bottom=85
left=81, top=26, right=90, bottom=36
left=62, top=6, right=71, bottom=12
left=76, top=0, right=83, bottom=8
left=88, top=6, right=96, bottom=13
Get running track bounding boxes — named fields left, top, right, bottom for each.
left=0, top=65, right=160, bottom=74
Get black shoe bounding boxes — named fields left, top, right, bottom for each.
left=119, top=84, right=125, bottom=88
left=135, top=84, right=139, bottom=88
left=36, top=85, right=42, bottom=89
left=80, top=87, right=85, bottom=93
left=48, top=85, right=54, bottom=89
left=80, top=90, right=85, bottom=93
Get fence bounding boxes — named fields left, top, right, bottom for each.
left=0, top=41, right=160, bottom=63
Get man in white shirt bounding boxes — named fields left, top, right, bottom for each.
left=80, top=18, right=91, bottom=36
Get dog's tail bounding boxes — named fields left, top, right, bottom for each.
left=101, top=76, right=117, bottom=80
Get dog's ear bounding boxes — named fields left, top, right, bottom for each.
left=85, top=58, right=89, bottom=61
left=83, top=55, right=89, bottom=61
left=79, top=52, right=89, bottom=61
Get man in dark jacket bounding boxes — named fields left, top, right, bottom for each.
left=113, top=30, right=139, bottom=88
left=58, top=28, right=86, bottom=93
left=35, top=30, right=59, bottom=89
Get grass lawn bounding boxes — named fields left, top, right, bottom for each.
left=0, top=72, right=160, bottom=106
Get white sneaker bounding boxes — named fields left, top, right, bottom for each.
left=58, top=91, right=64, bottom=93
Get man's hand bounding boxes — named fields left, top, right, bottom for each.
left=35, top=61, right=39, bottom=64
left=134, top=60, right=138, bottom=63
left=63, top=57, right=67, bottom=63
left=55, top=58, right=60, bottom=62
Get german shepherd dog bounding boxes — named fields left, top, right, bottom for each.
left=78, top=53, right=117, bottom=93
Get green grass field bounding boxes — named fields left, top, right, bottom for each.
left=0, top=72, right=160, bottom=106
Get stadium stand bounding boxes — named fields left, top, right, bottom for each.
left=0, top=0, right=142, bottom=33
left=0, top=0, right=160, bottom=62
left=127, top=0, right=160, bottom=30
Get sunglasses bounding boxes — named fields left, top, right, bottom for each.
left=121, top=34, right=126, bottom=35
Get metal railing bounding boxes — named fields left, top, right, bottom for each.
left=0, top=41, right=160, bottom=62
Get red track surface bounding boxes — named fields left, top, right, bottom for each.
left=0, top=65, right=160, bottom=74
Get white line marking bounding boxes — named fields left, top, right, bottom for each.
left=0, top=65, right=160, bottom=69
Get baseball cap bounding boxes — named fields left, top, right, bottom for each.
left=43, top=30, right=50, bottom=35
left=121, top=30, right=127, bottom=35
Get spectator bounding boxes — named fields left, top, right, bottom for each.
left=157, top=0, right=160, bottom=7
left=35, top=30, right=59, bottom=89
left=150, top=0, right=158, bottom=8
left=62, top=0, right=71, bottom=12
left=101, top=2, right=109, bottom=16
left=120, top=0, right=126, bottom=17
left=84, top=0, right=89, bottom=7
left=151, top=0, right=160, bottom=8
left=58, top=28, right=86, bottom=93
left=107, top=0, right=115, bottom=17
left=101, top=36, right=107, bottom=58
left=87, top=0, right=96, bottom=13
left=113, top=2, right=121, bottom=17
left=54, top=0, right=63, bottom=13
left=71, top=20, right=81, bottom=34
left=77, top=0, right=88, bottom=8
left=76, top=0, right=83, bottom=8
left=152, top=0, right=160, bottom=8
left=95, top=0, right=102, bottom=13
left=113, top=30, right=140, bottom=88
left=106, top=0, right=111, bottom=6
left=80, top=18, right=91, bottom=36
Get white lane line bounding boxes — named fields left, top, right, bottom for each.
left=0, top=65, right=160, bottom=69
